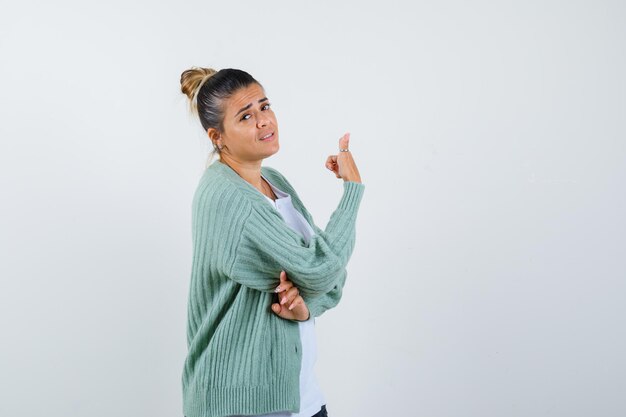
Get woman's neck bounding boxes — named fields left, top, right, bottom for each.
left=219, top=158, right=274, bottom=199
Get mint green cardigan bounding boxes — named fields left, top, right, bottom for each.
left=182, top=160, right=365, bottom=417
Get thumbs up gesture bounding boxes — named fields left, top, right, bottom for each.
left=325, top=132, right=362, bottom=183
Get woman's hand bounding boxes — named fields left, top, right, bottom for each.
left=325, top=132, right=362, bottom=183
left=271, top=270, right=310, bottom=321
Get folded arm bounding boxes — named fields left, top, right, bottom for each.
left=224, top=181, right=365, bottom=298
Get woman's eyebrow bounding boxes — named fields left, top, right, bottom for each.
left=235, top=97, right=269, bottom=118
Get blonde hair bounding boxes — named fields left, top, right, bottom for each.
left=180, top=66, right=218, bottom=117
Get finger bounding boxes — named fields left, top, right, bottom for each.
left=281, top=278, right=293, bottom=292
left=272, top=301, right=296, bottom=320
left=275, top=270, right=292, bottom=293
left=326, top=158, right=339, bottom=175
left=325, top=155, right=337, bottom=171
left=288, top=295, right=304, bottom=311
left=280, top=286, right=300, bottom=306
left=338, top=132, right=350, bottom=151
left=285, top=286, right=300, bottom=305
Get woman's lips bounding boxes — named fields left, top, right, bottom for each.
left=260, top=132, right=275, bottom=141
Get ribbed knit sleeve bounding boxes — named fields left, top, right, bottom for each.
left=227, top=181, right=365, bottom=298
left=303, top=267, right=348, bottom=319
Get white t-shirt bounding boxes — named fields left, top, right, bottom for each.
left=229, top=174, right=326, bottom=417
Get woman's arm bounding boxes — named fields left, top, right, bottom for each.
left=302, top=267, right=348, bottom=319
left=271, top=267, right=347, bottom=321
left=223, top=181, right=365, bottom=298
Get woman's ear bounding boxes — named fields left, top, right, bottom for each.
left=207, top=128, right=222, bottom=149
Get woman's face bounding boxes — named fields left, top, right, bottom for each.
left=212, top=83, right=279, bottom=163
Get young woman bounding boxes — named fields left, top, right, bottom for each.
left=180, top=67, right=364, bottom=417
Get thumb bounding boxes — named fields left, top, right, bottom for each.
left=272, top=303, right=281, bottom=313
left=338, top=132, right=350, bottom=151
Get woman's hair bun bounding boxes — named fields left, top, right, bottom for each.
left=180, top=66, right=218, bottom=113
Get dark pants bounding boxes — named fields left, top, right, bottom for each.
left=311, top=404, right=328, bottom=417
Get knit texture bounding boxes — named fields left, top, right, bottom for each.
left=182, top=160, right=365, bottom=417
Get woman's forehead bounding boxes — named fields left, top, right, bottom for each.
left=231, top=84, right=265, bottom=103
left=226, top=84, right=267, bottom=116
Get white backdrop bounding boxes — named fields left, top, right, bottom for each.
left=1, top=1, right=624, bottom=416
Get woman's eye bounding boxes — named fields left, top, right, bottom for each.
left=241, top=103, right=271, bottom=121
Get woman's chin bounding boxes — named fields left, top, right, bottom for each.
left=265, top=146, right=280, bottom=158
left=263, top=140, right=280, bottom=155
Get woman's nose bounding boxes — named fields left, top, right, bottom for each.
left=257, top=115, right=270, bottom=128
